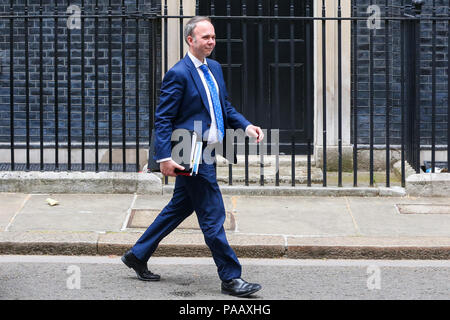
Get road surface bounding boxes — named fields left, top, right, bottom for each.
left=0, top=255, right=448, bottom=300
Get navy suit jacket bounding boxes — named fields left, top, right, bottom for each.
left=154, top=54, right=251, bottom=162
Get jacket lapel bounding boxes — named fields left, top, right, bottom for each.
left=183, top=55, right=211, bottom=117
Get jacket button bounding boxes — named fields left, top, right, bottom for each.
left=207, top=123, right=211, bottom=127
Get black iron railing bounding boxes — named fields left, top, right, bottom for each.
left=0, top=0, right=160, bottom=173
left=0, top=0, right=449, bottom=189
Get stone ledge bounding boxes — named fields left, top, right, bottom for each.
left=0, top=171, right=162, bottom=194
left=163, top=185, right=406, bottom=197
left=286, top=236, right=450, bottom=260
left=406, top=173, right=450, bottom=197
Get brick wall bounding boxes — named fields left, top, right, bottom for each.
left=0, top=0, right=158, bottom=146
left=1, top=1, right=448, bottom=152
left=353, top=0, right=449, bottom=147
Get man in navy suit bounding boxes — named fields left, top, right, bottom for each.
left=122, top=16, right=264, bottom=297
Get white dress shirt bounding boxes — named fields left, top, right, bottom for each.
left=188, top=50, right=222, bottom=145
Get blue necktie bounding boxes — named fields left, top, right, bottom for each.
left=199, top=64, right=225, bottom=141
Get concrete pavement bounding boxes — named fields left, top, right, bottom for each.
left=0, top=192, right=450, bottom=259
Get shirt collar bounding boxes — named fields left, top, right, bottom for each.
left=188, top=50, right=208, bottom=69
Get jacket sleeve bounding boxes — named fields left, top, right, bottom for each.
left=154, top=68, right=184, bottom=161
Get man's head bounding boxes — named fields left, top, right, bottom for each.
left=184, top=16, right=215, bottom=61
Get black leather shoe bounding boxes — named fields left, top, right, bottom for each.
left=221, top=278, right=262, bottom=297
left=121, top=250, right=160, bottom=281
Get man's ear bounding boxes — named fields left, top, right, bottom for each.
left=187, top=35, right=194, bottom=46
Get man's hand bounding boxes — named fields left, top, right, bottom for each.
left=160, top=159, right=185, bottom=177
left=246, top=125, right=264, bottom=143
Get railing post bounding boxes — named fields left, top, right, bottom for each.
left=80, top=0, right=86, bottom=171
left=321, top=0, right=327, bottom=187
left=413, top=0, right=423, bottom=173
left=306, top=0, right=313, bottom=187
left=352, top=1, right=358, bottom=187
left=95, top=0, right=100, bottom=172
left=337, top=0, right=342, bottom=187
left=448, top=2, right=450, bottom=170
left=400, top=0, right=406, bottom=187
left=108, top=0, right=113, bottom=171
left=24, top=0, right=30, bottom=172
left=135, top=0, right=141, bottom=172
left=404, top=0, right=424, bottom=173
left=121, top=0, right=127, bottom=172
left=385, top=0, right=391, bottom=187
left=39, top=0, right=44, bottom=171
left=54, top=1, right=60, bottom=171
left=431, top=0, right=436, bottom=173
left=9, top=0, right=14, bottom=171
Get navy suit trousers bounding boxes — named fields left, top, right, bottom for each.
left=131, top=163, right=242, bottom=282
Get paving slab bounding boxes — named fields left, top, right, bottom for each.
left=233, top=196, right=358, bottom=236
left=130, top=195, right=236, bottom=230
left=7, top=194, right=134, bottom=232
left=0, top=193, right=29, bottom=231
left=346, top=197, right=450, bottom=237
left=132, top=194, right=173, bottom=210
left=127, top=208, right=235, bottom=230
left=133, top=194, right=236, bottom=212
